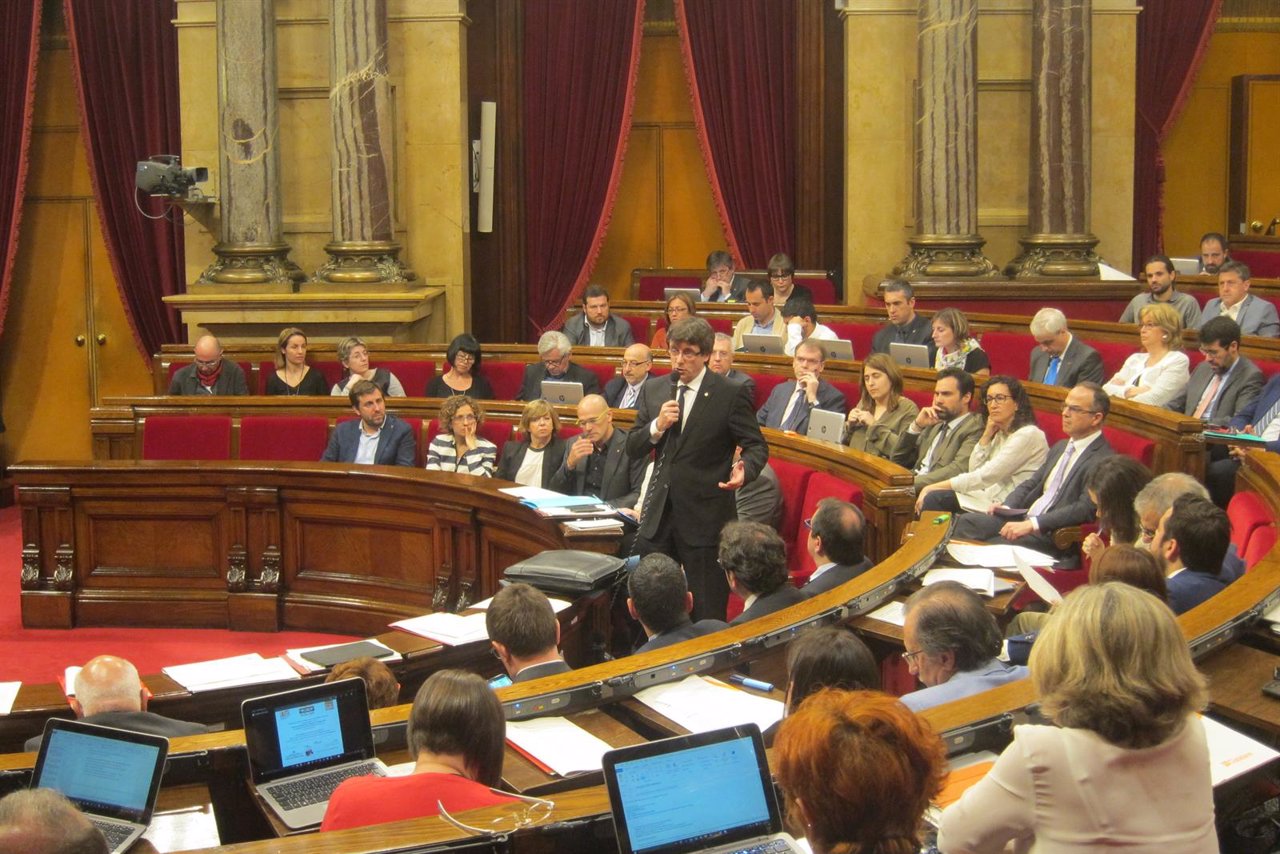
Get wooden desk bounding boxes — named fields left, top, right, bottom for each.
left=1202, top=642, right=1280, bottom=740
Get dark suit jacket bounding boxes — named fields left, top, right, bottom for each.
left=1167, top=568, right=1228, bottom=615
left=511, top=659, right=572, bottom=684
left=801, top=557, right=873, bottom=598
left=890, top=413, right=983, bottom=489
left=319, top=415, right=417, bottom=466
left=735, top=463, right=782, bottom=529
left=24, top=710, right=209, bottom=752
left=1028, top=337, right=1105, bottom=387
left=1004, top=433, right=1115, bottom=533
left=723, top=369, right=757, bottom=402
left=1167, top=355, right=1263, bottom=420
left=548, top=427, right=644, bottom=509
left=636, top=617, right=729, bottom=653
left=517, top=361, right=603, bottom=402
left=1197, top=294, right=1280, bottom=338
left=604, top=375, right=645, bottom=409
left=755, top=378, right=847, bottom=434
left=728, top=586, right=805, bottom=626
left=168, top=361, right=249, bottom=395
left=1229, top=374, right=1280, bottom=452
left=870, top=314, right=936, bottom=362
left=495, top=436, right=567, bottom=488
left=626, top=370, right=768, bottom=547
left=562, top=313, right=635, bottom=348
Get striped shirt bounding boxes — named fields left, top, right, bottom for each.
left=424, top=434, right=497, bottom=477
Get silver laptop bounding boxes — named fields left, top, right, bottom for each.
left=741, top=333, right=785, bottom=355
left=664, top=287, right=702, bottom=303
left=1171, top=257, right=1200, bottom=276
left=823, top=338, right=854, bottom=360
left=603, top=724, right=803, bottom=854
left=889, top=341, right=932, bottom=369
left=31, top=719, right=169, bottom=854
left=242, top=678, right=387, bottom=829
left=541, top=380, right=585, bottom=405
left=806, top=407, right=846, bottom=445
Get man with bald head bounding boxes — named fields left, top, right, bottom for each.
left=24, top=655, right=208, bottom=752
left=605, top=343, right=653, bottom=409
left=0, top=789, right=108, bottom=854
left=549, top=394, right=645, bottom=508
left=167, top=334, right=249, bottom=395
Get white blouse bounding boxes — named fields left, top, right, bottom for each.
left=514, top=446, right=545, bottom=487
left=950, top=424, right=1048, bottom=512
left=1102, top=350, right=1190, bottom=407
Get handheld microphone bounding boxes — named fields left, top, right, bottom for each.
left=669, top=371, right=682, bottom=400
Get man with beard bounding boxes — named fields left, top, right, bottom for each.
left=1118, top=254, right=1202, bottom=328
left=168, top=334, right=249, bottom=395
left=891, top=368, right=981, bottom=492
left=1151, top=493, right=1232, bottom=614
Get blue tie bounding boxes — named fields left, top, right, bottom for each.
left=1044, top=356, right=1060, bottom=385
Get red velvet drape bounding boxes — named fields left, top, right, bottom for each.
left=676, top=0, right=795, bottom=269
left=1132, top=0, right=1221, bottom=271
left=64, top=0, right=184, bottom=360
left=523, top=0, right=644, bottom=339
left=0, top=0, right=42, bottom=340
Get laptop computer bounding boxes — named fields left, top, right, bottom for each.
left=664, top=287, right=702, bottom=303
left=31, top=718, right=169, bottom=854
left=241, top=677, right=387, bottom=830
left=741, top=334, right=785, bottom=356
left=889, top=341, right=931, bottom=369
left=1171, top=257, right=1200, bottom=276
left=806, top=408, right=846, bottom=446
left=822, top=338, right=854, bottom=361
left=541, top=380, right=585, bottom=405
left=602, top=724, right=804, bottom=854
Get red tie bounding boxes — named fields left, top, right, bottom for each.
left=1193, top=373, right=1223, bottom=419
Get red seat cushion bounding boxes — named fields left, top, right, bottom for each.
left=830, top=380, right=859, bottom=410
left=1244, top=525, right=1277, bottom=571
left=903, top=387, right=934, bottom=409
left=1034, top=409, right=1068, bottom=445
left=1100, top=425, right=1155, bottom=468
left=618, top=314, right=652, bottom=345
left=769, top=459, right=813, bottom=560
left=585, top=363, right=618, bottom=391
left=1228, top=490, right=1273, bottom=555
left=705, top=316, right=735, bottom=335
left=978, top=330, right=1035, bottom=378
left=142, top=415, right=232, bottom=461
left=792, top=472, right=864, bottom=584
left=798, top=277, right=837, bottom=304
left=749, top=373, right=789, bottom=411
left=825, top=322, right=878, bottom=360
left=1232, top=249, right=1280, bottom=279
left=637, top=274, right=702, bottom=301
left=1087, top=340, right=1134, bottom=382
left=239, top=416, right=330, bottom=461
left=382, top=361, right=435, bottom=397
left=484, top=361, right=526, bottom=400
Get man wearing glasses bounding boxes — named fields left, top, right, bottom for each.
left=627, top=317, right=768, bottom=621
left=516, top=330, right=603, bottom=401
left=549, top=394, right=645, bottom=509
left=168, top=334, right=249, bottom=395
left=604, top=343, right=652, bottom=409
left=1027, top=307, right=1104, bottom=387
left=1167, top=316, right=1262, bottom=423
left=952, top=382, right=1115, bottom=566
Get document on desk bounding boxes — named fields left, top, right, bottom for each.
left=634, top=675, right=784, bottom=734
left=1013, top=554, right=1062, bottom=606
left=162, top=653, right=300, bottom=692
left=390, top=612, right=490, bottom=645
left=470, top=595, right=573, bottom=614
left=0, top=682, right=20, bottom=715
left=506, top=716, right=614, bottom=777
left=922, top=568, right=1014, bottom=597
left=947, top=542, right=1056, bottom=569
left=1201, top=714, right=1280, bottom=786
left=867, top=600, right=907, bottom=626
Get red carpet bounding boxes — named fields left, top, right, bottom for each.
left=0, top=506, right=359, bottom=685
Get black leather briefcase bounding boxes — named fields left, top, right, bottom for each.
left=501, top=550, right=626, bottom=597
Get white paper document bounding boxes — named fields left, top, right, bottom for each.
left=470, top=595, right=572, bottom=614
left=1201, top=715, right=1280, bottom=786
left=498, top=486, right=563, bottom=500
left=867, top=600, right=907, bottom=626
left=1013, top=554, right=1063, bottom=606
left=63, top=666, right=82, bottom=697
left=390, top=612, right=490, bottom=645
left=922, top=568, right=1015, bottom=597
left=564, top=518, right=625, bottom=531
left=634, top=675, right=784, bottom=735
left=0, top=682, right=21, bottom=715
left=947, top=542, right=1057, bottom=569
left=283, top=639, right=401, bottom=674
left=162, top=653, right=300, bottom=693
left=506, top=716, right=614, bottom=777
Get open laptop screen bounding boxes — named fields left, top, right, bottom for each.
left=242, top=678, right=375, bottom=784
left=33, top=721, right=167, bottom=823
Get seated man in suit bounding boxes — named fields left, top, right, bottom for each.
left=891, top=368, right=982, bottom=493
left=24, top=655, right=208, bottom=752
left=604, top=343, right=652, bottom=409
left=756, top=339, right=847, bottom=434
left=168, top=334, right=249, bottom=395
left=561, top=284, right=635, bottom=348
left=870, top=279, right=935, bottom=362
left=1199, top=231, right=1229, bottom=275
left=1168, top=316, right=1262, bottom=422
left=723, top=522, right=805, bottom=626
left=731, top=280, right=786, bottom=350
left=1136, top=473, right=1245, bottom=579
left=549, top=394, right=645, bottom=509
left=0, top=789, right=108, bottom=853
left=801, top=498, right=872, bottom=598
left=628, top=553, right=728, bottom=653
left=1207, top=372, right=1280, bottom=508
left=900, top=581, right=1027, bottom=712
left=736, top=454, right=782, bottom=529
left=516, top=330, right=603, bottom=401
left=1196, top=261, right=1280, bottom=338
left=782, top=298, right=839, bottom=357
left=709, top=333, right=756, bottom=399
left=1027, top=307, right=1104, bottom=386
left=1152, top=494, right=1232, bottom=614
left=484, top=583, right=571, bottom=683
left=1119, top=254, right=1202, bottom=328
left=319, top=380, right=417, bottom=466
left=953, top=382, right=1115, bottom=564
left=701, top=249, right=746, bottom=303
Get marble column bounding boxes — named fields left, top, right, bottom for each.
left=198, top=0, right=301, bottom=285
left=893, top=0, right=994, bottom=278
left=313, top=0, right=415, bottom=284
left=1006, top=0, right=1100, bottom=278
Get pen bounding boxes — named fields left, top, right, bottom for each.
left=728, top=673, right=774, bottom=693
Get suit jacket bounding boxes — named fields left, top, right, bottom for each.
left=495, top=436, right=567, bottom=488
left=626, top=370, right=768, bottom=547
left=562, top=313, right=635, bottom=348
left=24, top=710, right=209, bottom=752
left=801, top=557, right=873, bottom=598
left=890, top=413, right=983, bottom=489
left=604, top=375, right=645, bottom=409
left=1167, top=568, right=1228, bottom=615
left=723, top=369, right=757, bottom=402
left=1028, top=337, right=1105, bottom=387
left=516, top=361, right=603, bottom=402
left=1004, top=434, right=1114, bottom=533
left=636, top=617, right=729, bottom=653
left=1230, top=374, right=1280, bottom=452
left=1197, top=294, right=1280, bottom=338
left=168, top=361, right=249, bottom=395
left=870, top=314, right=936, bottom=362
left=319, top=414, right=417, bottom=466
left=756, top=379, right=847, bottom=434
left=1166, top=356, right=1263, bottom=420
left=735, top=462, right=782, bottom=529
left=728, top=586, right=806, bottom=626
left=549, top=427, right=645, bottom=509
left=511, top=659, right=572, bottom=684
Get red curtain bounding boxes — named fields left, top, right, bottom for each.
left=64, top=0, right=184, bottom=360
left=676, top=0, right=795, bottom=269
left=1132, top=0, right=1221, bottom=270
left=0, top=0, right=42, bottom=341
left=523, top=0, right=644, bottom=339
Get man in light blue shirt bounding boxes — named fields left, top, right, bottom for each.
left=319, top=380, right=417, bottom=466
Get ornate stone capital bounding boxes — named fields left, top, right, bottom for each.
left=1005, top=233, right=1101, bottom=279
left=892, top=234, right=996, bottom=278
left=312, top=241, right=417, bottom=284
left=198, top=242, right=305, bottom=285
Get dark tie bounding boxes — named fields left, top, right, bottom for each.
left=672, top=385, right=689, bottom=438
left=782, top=388, right=808, bottom=432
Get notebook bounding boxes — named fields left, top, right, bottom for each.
left=805, top=407, right=846, bottom=445
left=31, top=719, right=169, bottom=854
left=741, top=334, right=785, bottom=356
left=602, top=724, right=803, bottom=854
left=889, top=341, right=931, bottom=369
left=541, top=380, right=585, bottom=405
left=241, top=678, right=387, bottom=829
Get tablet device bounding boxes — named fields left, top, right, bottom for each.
left=822, top=338, right=853, bottom=360
left=889, top=341, right=931, bottom=369
left=741, top=334, right=785, bottom=355
left=663, top=287, right=702, bottom=303
left=805, top=408, right=846, bottom=445
left=541, top=380, right=585, bottom=405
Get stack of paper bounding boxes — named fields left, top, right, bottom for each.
left=0, top=682, right=21, bottom=716
left=922, top=568, right=1014, bottom=597
left=162, top=653, right=300, bottom=693
left=867, top=600, right=906, bottom=626
left=1202, top=715, right=1280, bottom=786
left=634, top=675, right=784, bottom=734
left=506, top=716, right=614, bottom=777
left=946, top=542, right=1056, bottom=568
left=390, top=612, right=490, bottom=645
left=564, top=517, right=626, bottom=531
left=470, top=595, right=573, bottom=614
left=283, top=639, right=401, bottom=674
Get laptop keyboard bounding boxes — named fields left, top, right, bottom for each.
left=725, top=841, right=794, bottom=854
left=89, top=818, right=134, bottom=851
left=267, top=762, right=382, bottom=810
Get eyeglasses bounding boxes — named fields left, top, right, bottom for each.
left=900, top=649, right=925, bottom=663
left=1061, top=404, right=1099, bottom=415
left=1141, top=525, right=1157, bottom=541
left=984, top=394, right=1013, bottom=405
left=769, top=271, right=792, bottom=280
left=452, top=414, right=477, bottom=423
left=669, top=347, right=703, bottom=361
left=437, top=789, right=555, bottom=836
left=621, top=359, right=650, bottom=368
left=802, top=517, right=813, bottom=530
left=542, top=354, right=568, bottom=368
left=194, top=357, right=221, bottom=368
left=578, top=415, right=605, bottom=427
left=453, top=352, right=476, bottom=363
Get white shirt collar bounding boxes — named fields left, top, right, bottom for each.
left=809, top=561, right=836, bottom=582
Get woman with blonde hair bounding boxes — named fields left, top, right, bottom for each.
left=1102, top=302, right=1190, bottom=407
left=939, top=582, right=1214, bottom=852
left=931, top=308, right=990, bottom=375
left=331, top=336, right=407, bottom=398
left=265, top=327, right=328, bottom=395
left=495, top=399, right=565, bottom=487
left=844, top=353, right=919, bottom=459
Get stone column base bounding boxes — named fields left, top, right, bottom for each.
left=312, top=241, right=417, bottom=284
left=198, top=242, right=305, bottom=285
left=1005, top=233, right=1100, bottom=278
left=892, top=234, right=996, bottom=278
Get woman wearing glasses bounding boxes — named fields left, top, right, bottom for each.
left=916, top=376, right=1047, bottom=514
left=426, top=333, right=494, bottom=399
left=650, top=292, right=696, bottom=350
left=1102, top=302, right=1190, bottom=407
left=425, top=395, right=498, bottom=476
left=495, top=399, right=566, bottom=488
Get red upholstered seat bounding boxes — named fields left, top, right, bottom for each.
left=1232, top=249, right=1280, bottom=278
left=637, top=274, right=702, bottom=301
left=705, top=316, right=735, bottom=335
left=142, top=415, right=232, bottom=461
left=618, top=314, right=652, bottom=345
left=1254, top=357, right=1280, bottom=377
left=978, top=330, right=1034, bottom=378
left=484, top=361, right=526, bottom=400
left=382, top=361, right=435, bottom=397
left=1228, top=490, right=1273, bottom=556
left=559, top=425, right=583, bottom=441
left=1100, top=425, right=1155, bottom=468
left=1033, top=408, right=1067, bottom=445
left=239, top=416, right=329, bottom=461
left=903, top=387, right=934, bottom=410
left=312, top=361, right=344, bottom=388
left=791, top=471, right=863, bottom=584
left=825, top=322, right=878, bottom=361
left=830, top=380, right=860, bottom=410
left=799, top=277, right=837, bottom=304
left=1244, top=525, right=1277, bottom=571
left=1086, top=339, right=1133, bottom=381
left=749, top=372, right=789, bottom=411
left=769, top=459, right=814, bottom=563
left=585, top=363, right=619, bottom=390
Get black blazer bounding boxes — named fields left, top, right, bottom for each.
left=548, top=428, right=644, bottom=509
left=517, top=361, right=603, bottom=402
left=1028, top=338, right=1105, bottom=387
left=636, top=617, right=729, bottom=653
left=495, top=436, right=567, bottom=488
left=604, top=375, right=644, bottom=409
left=1004, top=434, right=1114, bottom=533
left=24, top=710, right=209, bottom=752
left=626, top=370, right=769, bottom=547
left=801, top=557, right=873, bottom=598
left=728, top=586, right=805, bottom=626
